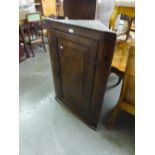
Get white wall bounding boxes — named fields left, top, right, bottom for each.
left=19, top=0, right=36, bottom=13
left=96, top=0, right=115, bottom=27
left=19, top=0, right=34, bottom=5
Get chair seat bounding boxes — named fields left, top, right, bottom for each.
left=115, top=0, right=135, bottom=7
left=24, top=35, right=42, bottom=44
left=31, top=38, right=42, bottom=44
left=112, top=40, right=134, bottom=72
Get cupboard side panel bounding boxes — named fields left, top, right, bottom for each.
left=91, top=33, right=116, bottom=127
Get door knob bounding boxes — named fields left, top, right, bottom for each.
left=60, top=45, right=64, bottom=50
left=59, top=45, right=64, bottom=55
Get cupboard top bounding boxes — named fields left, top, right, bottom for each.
left=45, top=18, right=116, bottom=40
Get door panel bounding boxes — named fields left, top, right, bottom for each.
left=56, top=31, right=98, bottom=115
left=58, top=39, right=86, bottom=110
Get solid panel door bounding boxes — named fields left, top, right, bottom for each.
left=55, top=31, right=98, bottom=116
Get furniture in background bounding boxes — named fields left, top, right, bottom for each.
left=56, top=0, right=64, bottom=16
left=108, top=45, right=135, bottom=126
left=19, top=2, right=37, bottom=58
left=19, top=41, right=26, bottom=63
left=46, top=18, right=116, bottom=129
left=34, top=0, right=43, bottom=15
left=109, top=0, right=135, bottom=40
left=35, top=0, right=56, bottom=16
left=109, top=0, right=135, bottom=86
left=26, top=12, right=46, bottom=56
left=19, top=1, right=40, bottom=15
left=63, top=0, right=96, bottom=19
left=111, top=40, right=135, bottom=86
left=19, top=24, right=30, bottom=58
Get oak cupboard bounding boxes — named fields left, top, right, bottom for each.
left=46, top=19, right=116, bottom=129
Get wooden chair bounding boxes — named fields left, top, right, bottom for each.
left=111, top=40, right=135, bottom=85
left=109, top=0, right=135, bottom=86
left=109, top=0, right=135, bottom=41
left=26, top=12, right=46, bottom=56
left=108, top=45, right=135, bottom=127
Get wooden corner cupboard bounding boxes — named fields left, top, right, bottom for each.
left=45, top=18, right=116, bottom=129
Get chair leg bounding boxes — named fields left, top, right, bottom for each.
left=42, top=39, right=46, bottom=52
left=40, top=23, right=46, bottom=52
left=126, top=18, right=133, bottom=41
left=30, top=44, right=35, bottom=57
left=19, top=26, right=30, bottom=58
left=26, top=23, right=35, bottom=57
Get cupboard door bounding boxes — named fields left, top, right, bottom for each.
left=55, top=31, right=98, bottom=116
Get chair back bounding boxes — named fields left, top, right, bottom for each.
left=120, top=45, right=135, bottom=105
left=26, top=12, right=42, bottom=23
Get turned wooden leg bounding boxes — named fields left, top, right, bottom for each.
left=19, top=25, right=30, bottom=58
left=41, top=24, right=46, bottom=52
left=26, top=23, right=35, bottom=57
left=42, top=39, right=46, bottom=52
left=30, top=44, right=35, bottom=57
left=126, top=18, right=133, bottom=41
